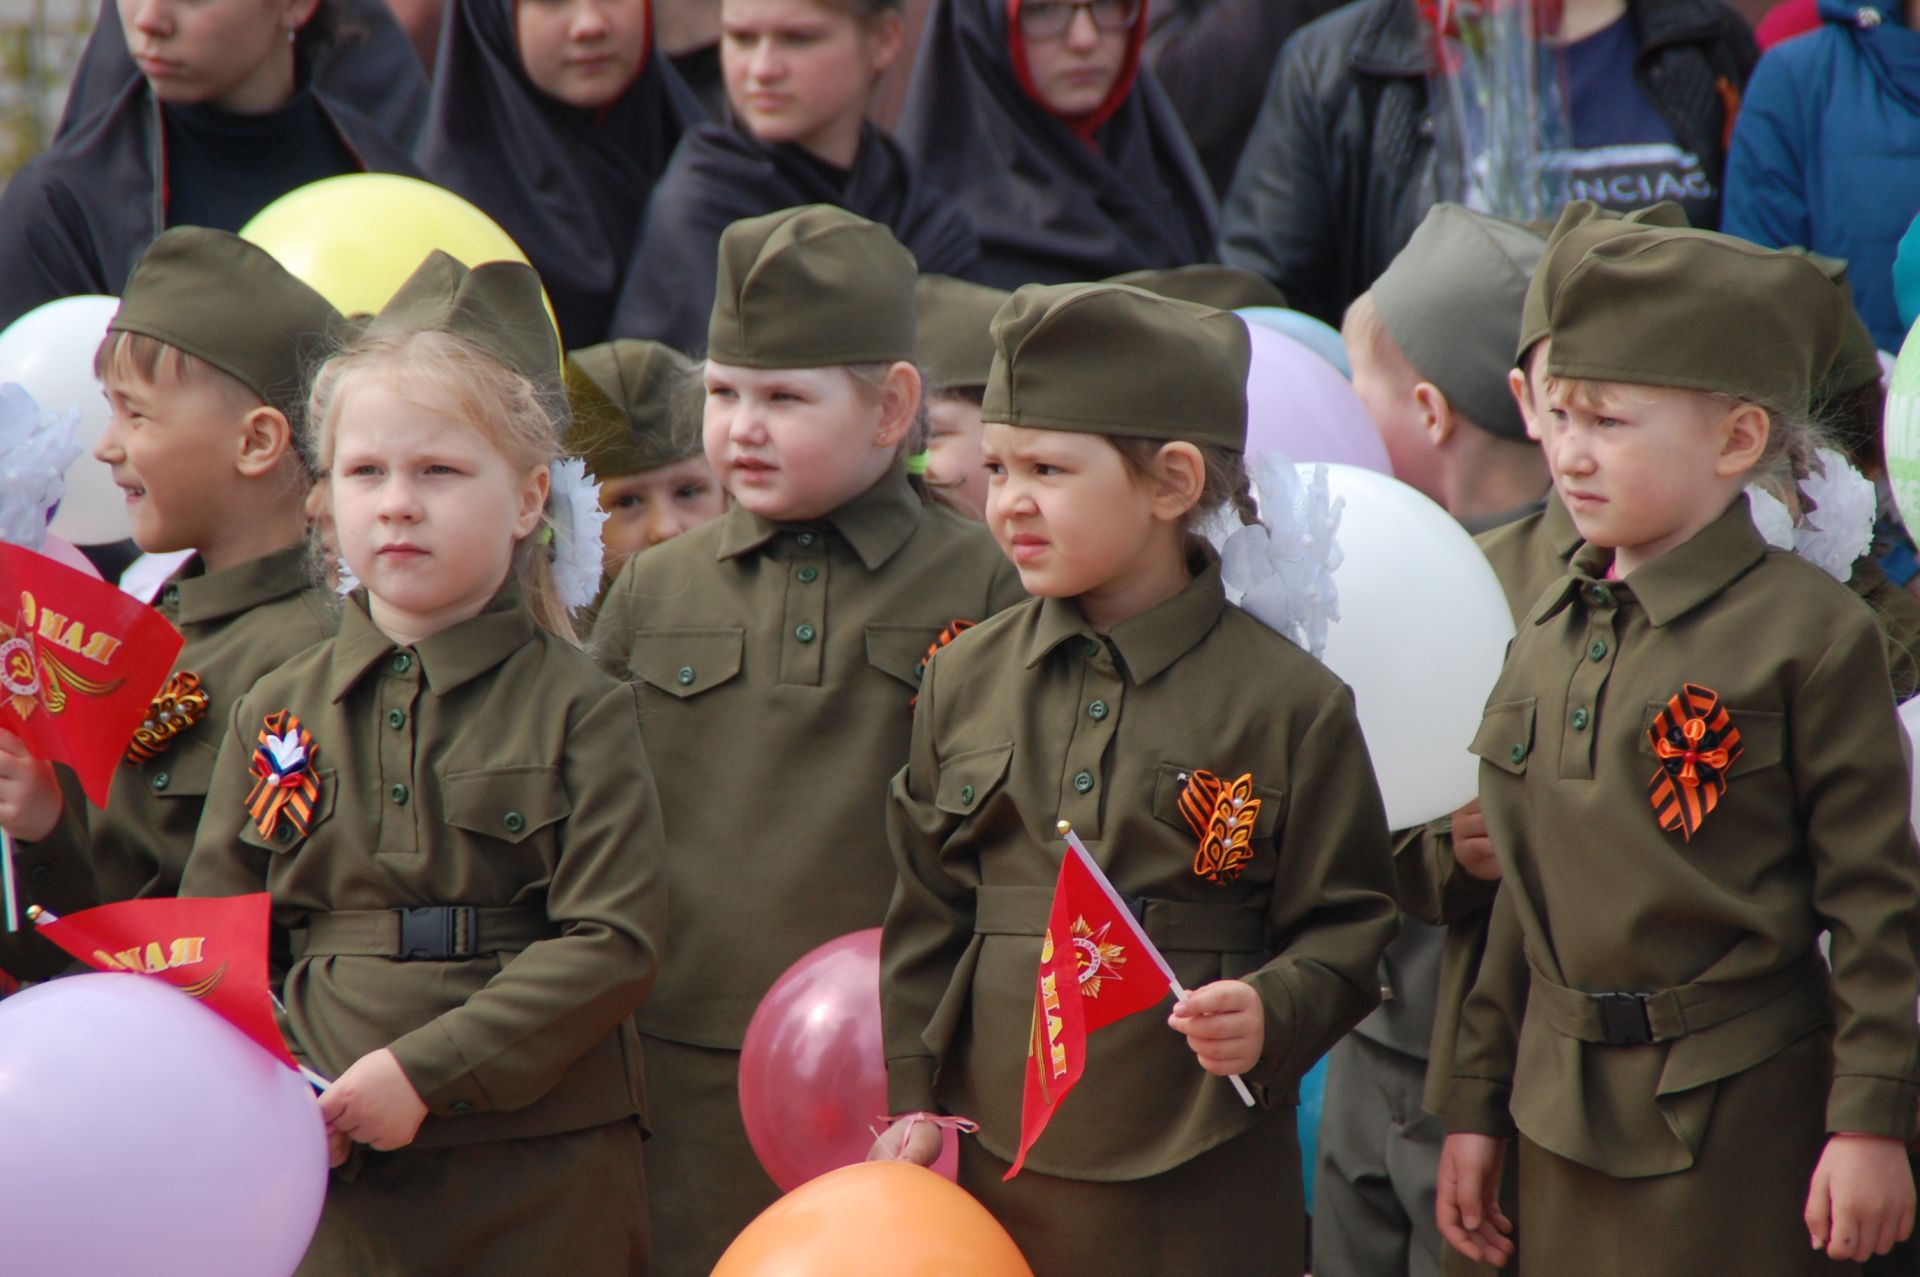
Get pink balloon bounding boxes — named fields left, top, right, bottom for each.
left=739, top=928, right=959, bottom=1190
left=0, top=973, right=327, bottom=1277
left=1243, top=320, right=1393, bottom=474
left=36, top=533, right=103, bottom=581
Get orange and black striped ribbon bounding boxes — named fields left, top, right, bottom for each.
left=1177, top=769, right=1262, bottom=883
left=246, top=709, right=321, bottom=844
left=125, top=671, right=210, bottom=763
left=1646, top=683, right=1742, bottom=842
left=909, top=618, right=976, bottom=711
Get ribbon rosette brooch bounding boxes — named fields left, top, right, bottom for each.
left=1178, top=769, right=1262, bottom=884
left=245, top=709, right=322, bottom=843
left=909, top=618, right=975, bottom=711
left=125, top=671, right=210, bottom=763
left=1646, top=683, right=1742, bottom=841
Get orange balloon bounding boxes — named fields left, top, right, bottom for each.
left=711, top=1161, right=1034, bottom=1277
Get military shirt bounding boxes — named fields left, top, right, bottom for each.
left=590, top=469, right=1024, bottom=1047
left=1449, top=499, right=1920, bottom=1177
left=181, top=586, right=667, bottom=1148
left=881, top=557, right=1399, bottom=1181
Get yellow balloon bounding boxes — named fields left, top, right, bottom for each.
left=239, top=173, right=561, bottom=357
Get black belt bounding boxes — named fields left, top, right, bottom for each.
left=290, top=906, right=558, bottom=961
left=973, top=885, right=1266, bottom=953
left=1529, top=954, right=1825, bottom=1047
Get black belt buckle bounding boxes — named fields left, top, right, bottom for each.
left=396, top=905, right=477, bottom=960
left=1593, top=991, right=1653, bottom=1045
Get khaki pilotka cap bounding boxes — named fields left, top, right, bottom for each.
left=109, top=226, right=343, bottom=427
left=708, top=205, right=917, bottom=368
left=1105, top=264, right=1288, bottom=312
left=1370, top=204, right=1546, bottom=442
left=1515, top=199, right=1691, bottom=366
left=983, top=282, right=1251, bottom=452
left=915, top=274, right=1010, bottom=394
left=1797, top=252, right=1883, bottom=401
left=1537, top=221, right=1849, bottom=417
left=565, top=340, right=702, bottom=478
left=374, top=251, right=563, bottom=405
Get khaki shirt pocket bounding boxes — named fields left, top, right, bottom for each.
left=934, top=742, right=1014, bottom=817
left=1149, top=762, right=1286, bottom=840
left=866, top=622, right=939, bottom=691
left=626, top=627, right=744, bottom=699
left=236, top=768, right=339, bottom=855
left=141, top=735, right=217, bottom=803
left=1637, top=702, right=1783, bottom=779
left=1470, top=698, right=1537, bottom=775
left=444, top=766, right=573, bottom=843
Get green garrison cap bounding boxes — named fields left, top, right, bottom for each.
left=983, top=283, right=1250, bottom=452
left=1795, top=252, right=1884, bottom=402
left=565, top=340, right=702, bottom=478
left=915, top=274, right=1010, bottom=394
left=375, top=251, right=563, bottom=401
left=110, top=226, right=342, bottom=425
left=707, top=205, right=917, bottom=369
left=1539, top=223, right=1847, bottom=416
left=1104, top=264, right=1288, bottom=312
left=1371, top=204, right=1546, bottom=442
left=1516, top=200, right=1691, bottom=366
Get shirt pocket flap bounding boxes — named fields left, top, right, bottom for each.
left=1150, top=762, right=1285, bottom=840
left=143, top=735, right=217, bottom=800
left=626, top=627, right=745, bottom=699
left=935, top=742, right=1015, bottom=816
left=1470, top=698, right=1537, bottom=775
left=236, top=768, right=338, bottom=854
left=866, top=622, right=938, bottom=690
left=1638, top=702, right=1783, bottom=779
left=443, top=766, right=572, bottom=843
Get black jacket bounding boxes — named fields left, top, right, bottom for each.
left=1218, top=0, right=1757, bottom=325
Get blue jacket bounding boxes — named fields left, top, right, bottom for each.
left=1723, top=0, right=1920, bottom=351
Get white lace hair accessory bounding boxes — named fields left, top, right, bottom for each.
left=1744, top=446, right=1876, bottom=584
left=0, top=383, right=81, bottom=551
left=1203, top=453, right=1344, bottom=659
left=548, top=457, right=609, bottom=614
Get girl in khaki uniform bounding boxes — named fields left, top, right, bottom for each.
left=870, top=282, right=1399, bottom=1276
left=1438, top=212, right=1920, bottom=1273
left=591, top=204, right=1023, bottom=1276
left=182, top=254, right=668, bottom=1277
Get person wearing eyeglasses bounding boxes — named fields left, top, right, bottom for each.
left=895, top=0, right=1218, bottom=290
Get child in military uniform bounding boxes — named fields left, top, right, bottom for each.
left=870, top=282, right=1399, bottom=1277
left=915, top=273, right=1009, bottom=520
left=181, top=254, right=668, bottom=1277
left=591, top=205, right=1024, bottom=1276
left=0, top=227, right=341, bottom=981
left=1438, top=213, right=1920, bottom=1273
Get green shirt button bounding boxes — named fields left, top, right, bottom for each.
left=797, top=566, right=819, bottom=584
left=391, top=652, right=414, bottom=674
left=1081, top=639, right=1100, bottom=658
left=451, top=1100, right=473, bottom=1115
left=1571, top=707, right=1589, bottom=731
left=1588, top=586, right=1608, bottom=606
left=960, top=785, right=976, bottom=806
left=1588, top=641, right=1607, bottom=662
left=390, top=782, right=410, bottom=806
left=161, top=585, right=180, bottom=608
left=1088, top=699, right=1109, bottom=721
left=795, top=623, right=816, bottom=643
left=1509, top=744, right=1526, bottom=765
left=275, top=824, right=296, bottom=846
left=386, top=708, right=406, bottom=730
left=796, top=532, right=818, bottom=547
left=503, top=811, right=526, bottom=834
left=27, top=863, right=50, bottom=884
left=1073, top=771, right=1095, bottom=794
left=677, top=666, right=696, bottom=685
left=150, top=771, right=170, bottom=792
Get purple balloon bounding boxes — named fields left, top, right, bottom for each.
left=0, top=973, right=327, bottom=1276
left=1242, top=320, right=1393, bottom=475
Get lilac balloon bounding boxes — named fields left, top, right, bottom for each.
left=0, top=973, right=327, bottom=1276
left=1242, top=320, right=1393, bottom=475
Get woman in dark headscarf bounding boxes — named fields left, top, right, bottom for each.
left=607, top=0, right=978, bottom=353
left=0, top=0, right=416, bottom=329
left=418, top=0, right=704, bottom=347
left=896, top=0, right=1217, bottom=288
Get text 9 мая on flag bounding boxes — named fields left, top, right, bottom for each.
left=0, top=542, right=183, bottom=805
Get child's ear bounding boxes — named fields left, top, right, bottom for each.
left=873, top=361, right=923, bottom=450
left=514, top=463, right=552, bottom=540
left=864, top=9, right=906, bottom=74
left=1414, top=382, right=1456, bottom=448
left=1149, top=441, right=1206, bottom=523
left=1507, top=368, right=1540, bottom=442
left=1714, top=402, right=1771, bottom=478
left=234, top=405, right=295, bottom=479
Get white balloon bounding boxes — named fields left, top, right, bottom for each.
left=1311, top=464, right=1517, bottom=830
left=0, top=295, right=127, bottom=546
left=1899, top=698, right=1920, bottom=839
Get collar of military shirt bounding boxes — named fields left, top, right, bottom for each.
left=1021, top=549, right=1226, bottom=682
left=325, top=579, right=538, bottom=702
left=714, top=467, right=922, bottom=572
left=1539, top=496, right=1769, bottom=629
left=159, top=543, right=314, bottom=625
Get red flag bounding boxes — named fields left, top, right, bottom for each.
left=0, top=543, right=184, bottom=805
left=33, top=894, right=299, bottom=1069
left=1006, top=830, right=1180, bottom=1179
